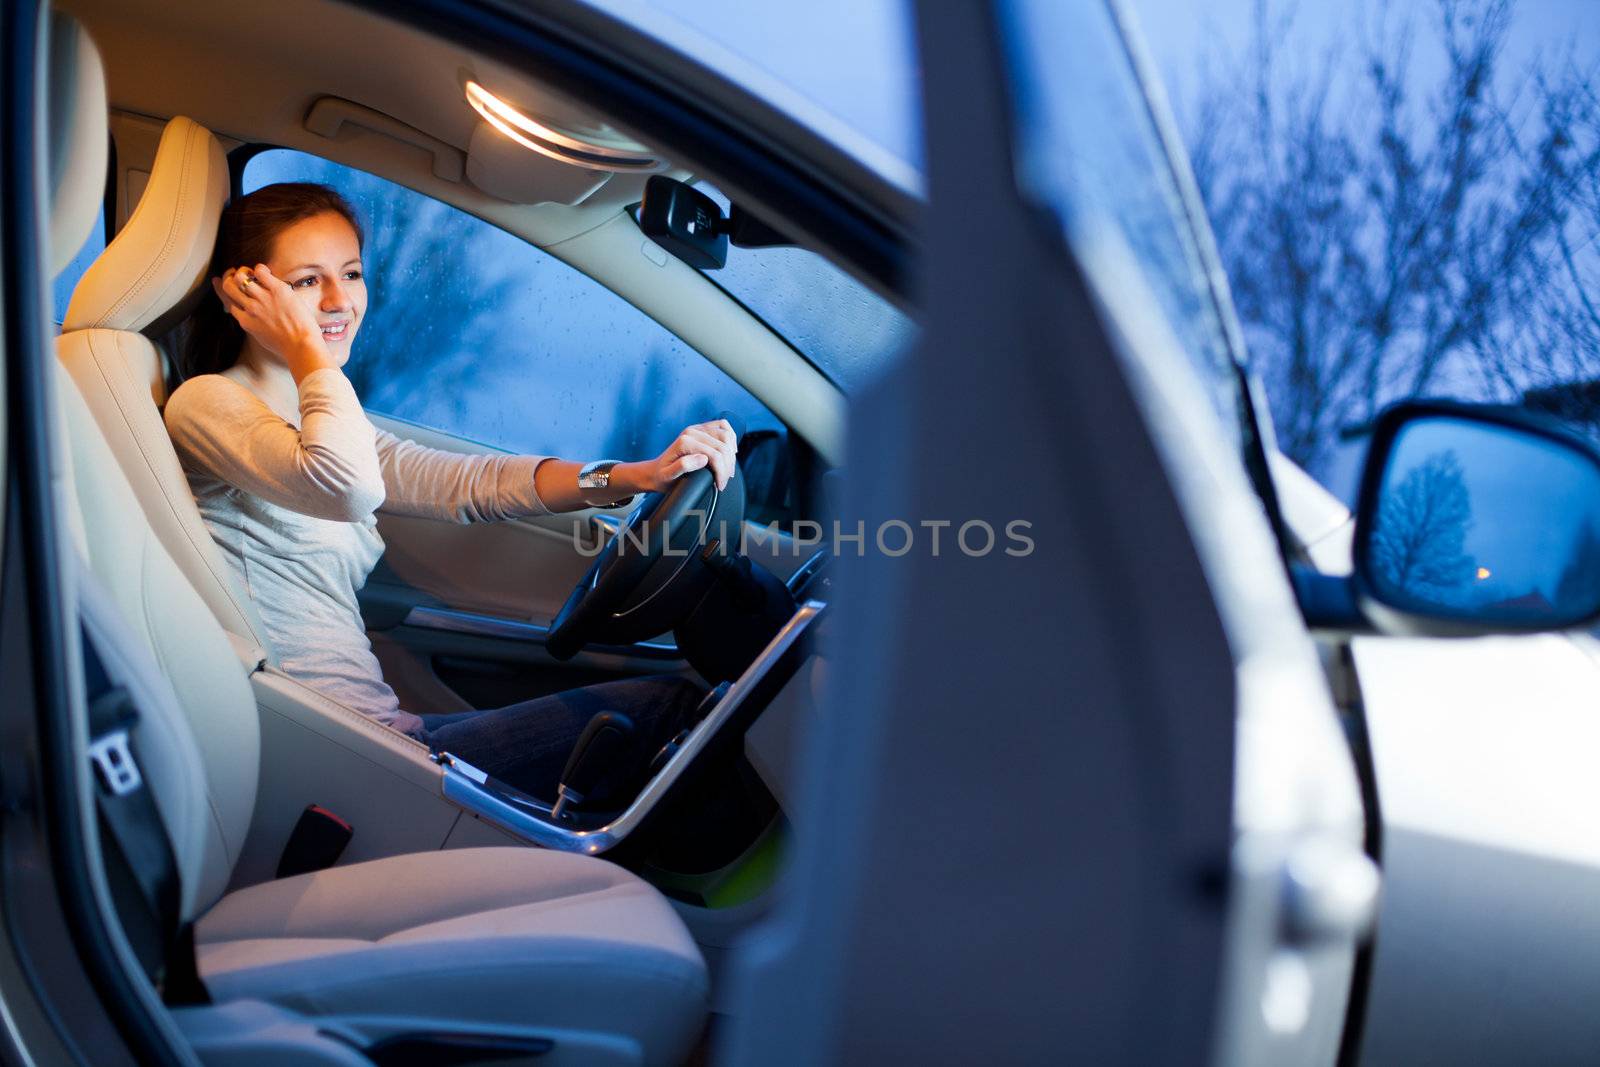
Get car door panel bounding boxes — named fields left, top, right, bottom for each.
left=361, top=413, right=813, bottom=712
left=359, top=412, right=693, bottom=709
left=724, top=2, right=1253, bottom=1061
left=367, top=412, right=605, bottom=613
left=372, top=508, right=596, bottom=622
left=1353, top=633, right=1600, bottom=1064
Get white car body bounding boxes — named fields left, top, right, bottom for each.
left=1273, top=448, right=1600, bottom=1063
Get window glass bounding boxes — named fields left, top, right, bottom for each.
left=998, top=0, right=1244, bottom=446
left=52, top=209, right=105, bottom=328
left=242, top=149, right=781, bottom=461
left=1129, top=0, right=1600, bottom=503
left=694, top=184, right=915, bottom=392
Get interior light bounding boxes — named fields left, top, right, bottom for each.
left=464, top=80, right=661, bottom=171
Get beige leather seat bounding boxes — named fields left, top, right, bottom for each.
left=57, top=109, right=273, bottom=652
left=54, top=26, right=498, bottom=879
left=46, top=16, right=707, bottom=1062
left=59, top=369, right=707, bottom=1062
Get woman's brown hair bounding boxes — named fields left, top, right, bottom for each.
left=178, top=182, right=364, bottom=379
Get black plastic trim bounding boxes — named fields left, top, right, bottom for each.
left=102, top=127, right=117, bottom=241
left=361, top=1030, right=553, bottom=1066
left=1332, top=645, right=1384, bottom=1067
left=1290, top=566, right=1367, bottom=632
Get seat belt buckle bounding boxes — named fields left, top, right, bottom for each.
left=88, top=729, right=142, bottom=796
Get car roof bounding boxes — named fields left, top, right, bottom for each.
left=571, top=0, right=923, bottom=195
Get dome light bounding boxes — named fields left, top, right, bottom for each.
left=464, top=80, right=661, bottom=171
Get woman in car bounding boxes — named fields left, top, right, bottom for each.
left=165, top=181, right=736, bottom=802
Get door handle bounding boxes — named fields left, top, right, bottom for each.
left=579, top=515, right=620, bottom=556
left=577, top=513, right=621, bottom=554
left=1280, top=836, right=1381, bottom=945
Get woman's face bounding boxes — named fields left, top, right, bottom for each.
left=264, top=211, right=367, bottom=365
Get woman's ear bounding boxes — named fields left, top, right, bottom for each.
left=210, top=277, right=233, bottom=314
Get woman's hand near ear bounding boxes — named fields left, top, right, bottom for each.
left=213, top=264, right=337, bottom=383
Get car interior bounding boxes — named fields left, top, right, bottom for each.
left=42, top=0, right=887, bottom=1061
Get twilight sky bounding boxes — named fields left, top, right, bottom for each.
left=634, top=0, right=1599, bottom=181
left=1132, top=0, right=1600, bottom=130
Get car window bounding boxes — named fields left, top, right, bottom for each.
left=998, top=0, right=1245, bottom=449
left=53, top=208, right=105, bottom=329
left=242, top=149, right=782, bottom=463
left=693, top=184, right=915, bottom=392
left=1128, top=0, right=1600, bottom=504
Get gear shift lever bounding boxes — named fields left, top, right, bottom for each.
left=551, top=710, right=641, bottom=820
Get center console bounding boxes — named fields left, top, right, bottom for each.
left=435, top=598, right=826, bottom=854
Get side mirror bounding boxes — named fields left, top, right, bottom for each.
left=737, top=428, right=792, bottom=524
left=1350, top=401, right=1600, bottom=634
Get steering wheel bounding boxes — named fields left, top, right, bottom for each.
left=544, top=465, right=745, bottom=660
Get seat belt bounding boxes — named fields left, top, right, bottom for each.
left=81, top=628, right=210, bottom=1005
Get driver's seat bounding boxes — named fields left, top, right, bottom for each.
left=57, top=108, right=273, bottom=657
left=46, top=14, right=707, bottom=1061
left=54, top=47, right=490, bottom=876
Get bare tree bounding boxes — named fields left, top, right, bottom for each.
left=274, top=155, right=525, bottom=419
left=332, top=169, right=525, bottom=418
left=1185, top=0, right=1600, bottom=475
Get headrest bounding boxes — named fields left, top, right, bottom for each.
left=63, top=116, right=228, bottom=335
left=46, top=13, right=108, bottom=278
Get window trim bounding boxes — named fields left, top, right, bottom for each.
left=1105, top=0, right=1295, bottom=561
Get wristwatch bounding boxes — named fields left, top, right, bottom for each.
left=577, top=460, right=635, bottom=509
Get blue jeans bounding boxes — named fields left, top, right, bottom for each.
left=412, top=674, right=706, bottom=802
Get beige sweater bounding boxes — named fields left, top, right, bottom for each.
left=165, top=367, right=551, bottom=734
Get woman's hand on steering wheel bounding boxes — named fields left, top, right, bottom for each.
left=546, top=417, right=744, bottom=659
left=638, top=419, right=738, bottom=492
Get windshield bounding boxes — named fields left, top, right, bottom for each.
left=692, top=185, right=915, bottom=391
left=1001, top=0, right=1245, bottom=448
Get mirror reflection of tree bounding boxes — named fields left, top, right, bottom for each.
left=1371, top=450, right=1476, bottom=600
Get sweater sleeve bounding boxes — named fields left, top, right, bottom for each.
left=164, top=369, right=387, bottom=522
left=373, top=429, right=553, bottom=523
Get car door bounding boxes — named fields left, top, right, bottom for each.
left=718, top=1, right=1370, bottom=1064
